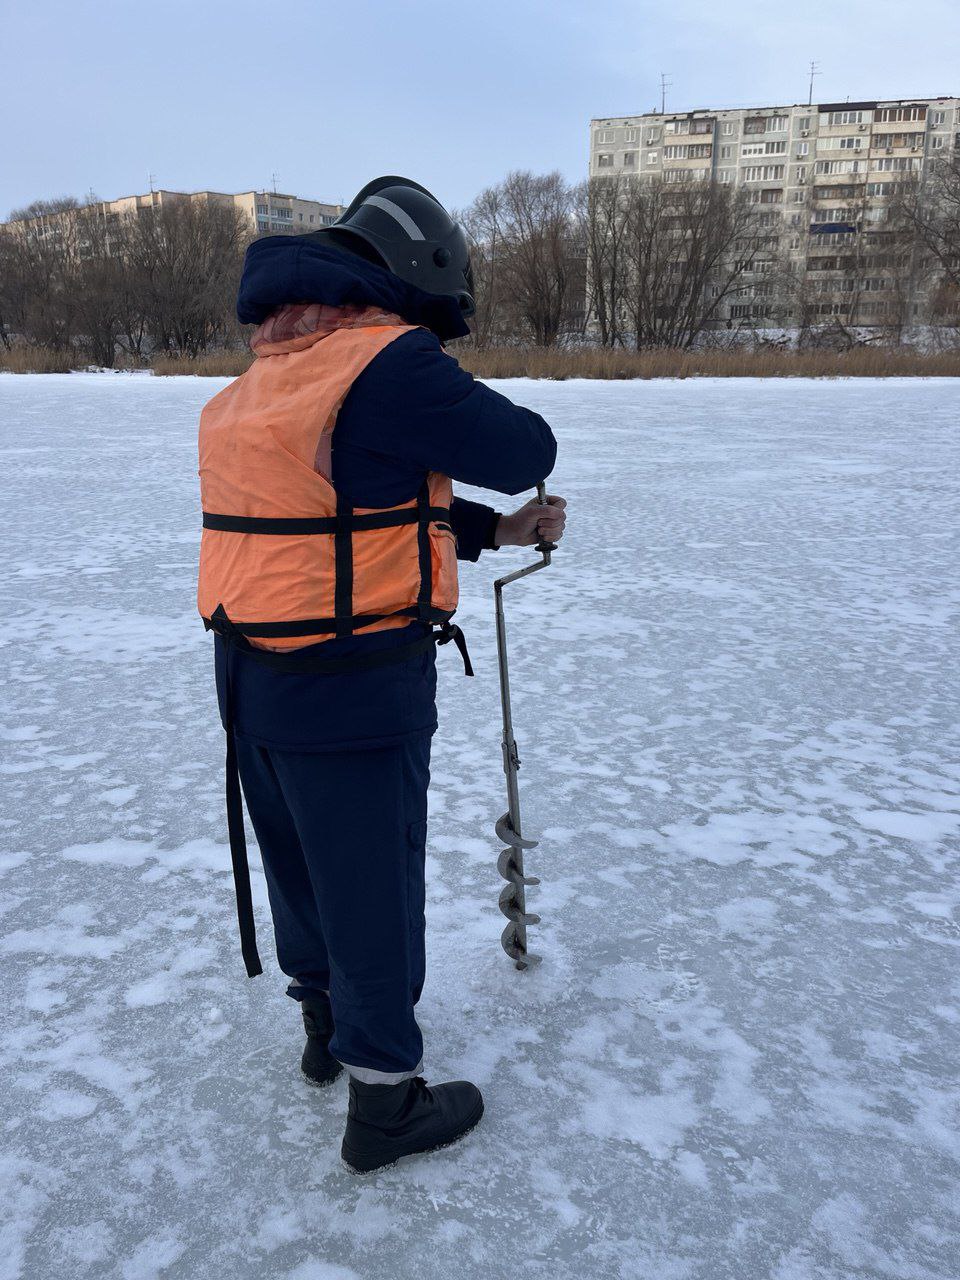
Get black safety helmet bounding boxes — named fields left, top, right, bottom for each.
left=308, top=176, right=475, bottom=319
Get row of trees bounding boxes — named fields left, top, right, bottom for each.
left=0, top=196, right=246, bottom=364
left=3, top=160, right=960, bottom=362
left=460, top=160, right=960, bottom=348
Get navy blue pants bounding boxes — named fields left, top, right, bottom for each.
left=235, top=730, right=432, bottom=1082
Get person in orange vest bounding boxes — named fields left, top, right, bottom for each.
left=198, top=177, right=565, bottom=1173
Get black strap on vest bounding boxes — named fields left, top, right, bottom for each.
left=202, top=506, right=451, bottom=535
left=201, top=490, right=454, bottom=641
left=219, top=628, right=264, bottom=979
left=334, top=492, right=354, bottom=638
left=416, top=480, right=433, bottom=620
left=211, top=606, right=472, bottom=978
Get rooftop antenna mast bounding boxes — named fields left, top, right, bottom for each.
left=271, top=171, right=279, bottom=194
left=148, top=173, right=156, bottom=193
left=660, top=71, right=672, bottom=115
left=807, top=61, right=820, bottom=107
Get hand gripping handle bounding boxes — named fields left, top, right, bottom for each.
left=534, top=481, right=556, bottom=558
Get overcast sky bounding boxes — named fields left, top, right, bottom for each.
left=3, top=0, right=958, bottom=217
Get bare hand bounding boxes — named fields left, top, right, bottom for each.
left=495, top=494, right=567, bottom=548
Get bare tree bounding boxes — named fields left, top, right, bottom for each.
left=617, top=176, right=768, bottom=349
left=893, top=159, right=960, bottom=325
left=123, top=198, right=247, bottom=357
left=583, top=175, right=630, bottom=347
left=7, top=195, right=83, bottom=222
left=460, top=171, right=584, bottom=346
left=457, top=185, right=507, bottom=348
left=0, top=212, right=80, bottom=350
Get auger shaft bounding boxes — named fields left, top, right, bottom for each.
left=493, top=483, right=554, bottom=970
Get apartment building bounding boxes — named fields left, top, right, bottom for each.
left=233, top=190, right=343, bottom=233
left=589, top=97, right=960, bottom=325
left=5, top=187, right=343, bottom=247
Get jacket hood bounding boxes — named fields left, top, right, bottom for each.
left=236, top=236, right=471, bottom=343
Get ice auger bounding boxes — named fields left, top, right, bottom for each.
left=494, top=483, right=556, bottom=970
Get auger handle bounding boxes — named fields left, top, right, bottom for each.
left=534, top=482, right=556, bottom=559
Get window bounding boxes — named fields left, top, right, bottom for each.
left=867, top=182, right=895, bottom=196
left=813, top=208, right=857, bottom=223
left=647, top=150, right=658, bottom=165
left=766, top=140, right=787, bottom=154
left=874, top=156, right=921, bottom=172
left=717, top=169, right=732, bottom=183
left=760, top=188, right=783, bottom=204
left=799, top=117, right=811, bottom=132
left=597, top=154, right=613, bottom=168
left=622, top=151, right=637, bottom=166
left=797, top=141, right=809, bottom=157
left=819, top=136, right=863, bottom=151
left=875, top=105, right=925, bottom=123
left=625, top=128, right=639, bottom=143
left=596, top=128, right=616, bottom=143
left=645, top=130, right=660, bottom=145
left=793, top=190, right=807, bottom=203
left=795, top=165, right=807, bottom=182
left=874, top=131, right=924, bottom=149
left=742, top=143, right=765, bottom=157
left=820, top=110, right=866, bottom=126
left=815, top=158, right=865, bottom=175
left=743, top=164, right=785, bottom=181
left=768, top=115, right=789, bottom=132
left=720, top=145, right=733, bottom=159
left=309, top=214, right=315, bottom=222
left=931, top=135, right=944, bottom=150
left=298, top=212, right=303, bottom=221
left=257, top=203, right=268, bottom=215
left=932, top=110, right=946, bottom=126
left=722, top=121, right=736, bottom=135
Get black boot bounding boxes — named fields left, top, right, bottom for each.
left=341, top=1075, right=484, bottom=1174
left=300, top=994, right=343, bottom=1087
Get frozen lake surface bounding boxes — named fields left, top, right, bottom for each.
left=1, top=373, right=959, bottom=1280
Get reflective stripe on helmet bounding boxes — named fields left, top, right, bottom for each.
left=364, top=194, right=427, bottom=240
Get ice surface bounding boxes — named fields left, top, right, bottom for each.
left=1, top=372, right=959, bottom=1279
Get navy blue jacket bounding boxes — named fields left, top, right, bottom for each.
left=216, top=238, right=557, bottom=751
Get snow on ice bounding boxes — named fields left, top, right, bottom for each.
left=1, top=372, right=959, bottom=1279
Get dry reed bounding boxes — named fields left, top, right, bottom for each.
left=2, top=344, right=959, bottom=379
left=457, top=345, right=960, bottom=380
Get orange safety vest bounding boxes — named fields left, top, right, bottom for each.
left=198, top=321, right=459, bottom=650
left=198, top=318, right=471, bottom=980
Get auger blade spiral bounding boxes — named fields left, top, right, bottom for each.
left=491, top=482, right=557, bottom=970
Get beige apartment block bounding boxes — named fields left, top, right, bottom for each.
left=589, top=97, right=960, bottom=326
left=4, top=188, right=344, bottom=248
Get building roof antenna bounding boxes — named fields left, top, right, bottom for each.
left=660, top=71, right=672, bottom=115
left=807, top=61, right=820, bottom=107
